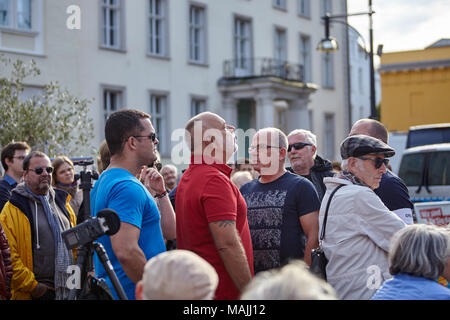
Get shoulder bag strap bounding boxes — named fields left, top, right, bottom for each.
left=320, top=184, right=345, bottom=241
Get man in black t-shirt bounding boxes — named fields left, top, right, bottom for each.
left=241, top=128, right=320, bottom=274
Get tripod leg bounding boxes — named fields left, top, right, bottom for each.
left=93, top=242, right=128, bottom=300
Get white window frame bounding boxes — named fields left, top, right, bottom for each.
left=148, top=0, right=169, bottom=58
left=273, top=0, right=287, bottom=11
left=320, top=0, right=332, bottom=16
left=324, top=113, right=335, bottom=160
left=233, top=15, right=252, bottom=76
left=0, top=0, right=32, bottom=30
left=100, top=0, right=125, bottom=51
left=190, top=95, right=207, bottom=117
left=274, top=26, right=287, bottom=63
left=298, top=0, right=310, bottom=18
left=149, top=91, right=170, bottom=156
left=299, top=33, right=312, bottom=82
left=102, top=85, right=125, bottom=128
left=322, top=52, right=334, bottom=88
left=188, top=3, right=207, bottom=65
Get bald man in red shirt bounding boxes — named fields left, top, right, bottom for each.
left=175, top=112, right=253, bottom=300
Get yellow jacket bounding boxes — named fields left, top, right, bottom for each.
left=0, top=186, right=76, bottom=300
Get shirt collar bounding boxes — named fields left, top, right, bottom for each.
left=3, top=174, right=18, bottom=186
left=190, top=155, right=233, bottom=177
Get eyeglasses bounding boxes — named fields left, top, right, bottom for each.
left=287, top=142, right=312, bottom=152
left=28, top=167, right=54, bottom=175
left=13, top=156, right=26, bottom=160
left=358, top=157, right=389, bottom=169
left=248, top=145, right=280, bottom=152
left=133, top=132, right=157, bottom=142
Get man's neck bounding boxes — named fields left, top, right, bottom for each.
left=259, top=168, right=287, bottom=184
left=293, top=166, right=311, bottom=176
left=109, top=156, right=141, bottom=177
left=5, top=171, right=21, bottom=183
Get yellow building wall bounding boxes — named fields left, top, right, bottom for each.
left=380, top=46, right=450, bottom=132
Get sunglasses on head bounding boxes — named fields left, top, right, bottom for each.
left=287, top=142, right=312, bottom=152
left=28, top=167, right=53, bottom=175
left=358, top=156, right=389, bottom=169
left=133, top=132, right=157, bottom=142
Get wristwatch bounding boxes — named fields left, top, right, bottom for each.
left=154, top=190, right=168, bottom=199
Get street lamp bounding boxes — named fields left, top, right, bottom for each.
left=317, top=1, right=377, bottom=120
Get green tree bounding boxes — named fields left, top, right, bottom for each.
left=0, top=55, right=95, bottom=157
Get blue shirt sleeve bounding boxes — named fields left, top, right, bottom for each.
left=107, top=180, right=150, bottom=229
left=293, top=178, right=321, bottom=217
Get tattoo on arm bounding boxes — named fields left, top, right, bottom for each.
left=212, top=220, right=235, bottom=228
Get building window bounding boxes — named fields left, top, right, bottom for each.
left=234, top=16, right=252, bottom=76
left=189, top=5, right=206, bottom=64
left=103, top=88, right=123, bottom=124
left=274, top=27, right=287, bottom=62
left=190, top=97, right=207, bottom=117
left=150, top=93, right=169, bottom=155
left=322, top=52, right=334, bottom=88
left=320, top=0, right=332, bottom=16
left=299, top=34, right=311, bottom=82
left=298, top=0, right=310, bottom=17
left=273, top=0, right=286, bottom=10
left=148, top=0, right=168, bottom=57
left=0, top=0, right=32, bottom=30
left=101, top=0, right=123, bottom=49
left=324, top=113, right=335, bottom=160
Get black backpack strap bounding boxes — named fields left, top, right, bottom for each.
left=320, top=184, right=345, bottom=241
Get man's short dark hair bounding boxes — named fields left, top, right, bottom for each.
left=105, top=109, right=151, bottom=156
left=22, top=151, right=49, bottom=171
left=1, top=141, right=31, bottom=171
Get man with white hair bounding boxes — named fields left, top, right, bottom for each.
left=241, top=128, right=320, bottom=273
left=287, top=129, right=335, bottom=201
left=160, top=164, right=178, bottom=192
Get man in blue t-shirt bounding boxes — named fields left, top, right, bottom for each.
left=90, top=109, right=176, bottom=299
left=240, top=128, right=320, bottom=274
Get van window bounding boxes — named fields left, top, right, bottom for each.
left=399, top=151, right=450, bottom=187
left=428, top=151, right=450, bottom=186
left=407, top=127, right=450, bottom=148
left=398, top=153, right=425, bottom=186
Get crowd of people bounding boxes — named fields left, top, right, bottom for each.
left=0, top=109, right=449, bottom=301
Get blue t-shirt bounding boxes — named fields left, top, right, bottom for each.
left=240, top=171, right=320, bottom=274
left=90, top=168, right=166, bottom=300
left=371, top=274, right=450, bottom=300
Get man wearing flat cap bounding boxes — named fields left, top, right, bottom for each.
left=318, top=135, right=406, bottom=300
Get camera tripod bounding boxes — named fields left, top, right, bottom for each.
left=67, top=159, right=127, bottom=300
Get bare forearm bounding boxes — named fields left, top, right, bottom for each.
left=116, top=247, right=147, bottom=283
left=157, top=195, right=176, bottom=240
left=217, top=241, right=252, bottom=292
left=304, top=237, right=317, bottom=266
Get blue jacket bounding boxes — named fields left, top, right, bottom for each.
left=372, top=274, right=450, bottom=300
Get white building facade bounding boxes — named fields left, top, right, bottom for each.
left=0, top=0, right=350, bottom=166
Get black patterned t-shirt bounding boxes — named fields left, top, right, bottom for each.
left=240, top=171, right=320, bottom=274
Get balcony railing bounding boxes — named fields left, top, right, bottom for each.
left=223, top=58, right=304, bottom=82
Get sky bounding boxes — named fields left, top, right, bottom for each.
left=346, top=0, right=450, bottom=58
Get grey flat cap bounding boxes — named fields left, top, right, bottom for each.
left=341, top=134, right=395, bottom=159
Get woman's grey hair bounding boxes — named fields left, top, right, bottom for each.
left=240, top=260, right=337, bottom=300
left=389, top=224, right=450, bottom=280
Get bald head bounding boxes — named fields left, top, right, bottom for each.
left=349, top=119, right=388, bottom=143
left=185, top=112, right=225, bottom=152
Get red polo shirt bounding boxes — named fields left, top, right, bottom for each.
left=175, top=155, right=254, bottom=300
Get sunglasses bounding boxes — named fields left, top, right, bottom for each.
left=287, top=142, right=312, bottom=152
left=133, top=132, right=157, bottom=142
left=28, top=167, right=54, bottom=175
left=358, top=157, right=389, bottom=169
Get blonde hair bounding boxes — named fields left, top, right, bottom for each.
left=241, top=260, right=337, bottom=300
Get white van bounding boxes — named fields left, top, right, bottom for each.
left=398, top=143, right=450, bottom=202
